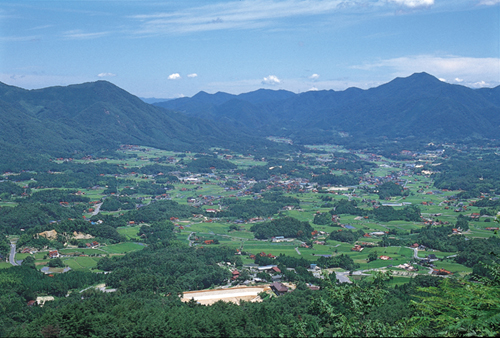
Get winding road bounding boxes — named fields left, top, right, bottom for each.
left=91, top=202, right=103, bottom=216
left=9, top=242, right=18, bottom=266
left=188, top=232, right=195, bottom=247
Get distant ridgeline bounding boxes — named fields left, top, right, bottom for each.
left=155, top=72, right=500, bottom=145
left=1, top=72, right=499, bottom=170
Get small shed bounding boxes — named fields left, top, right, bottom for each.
left=270, top=282, right=288, bottom=296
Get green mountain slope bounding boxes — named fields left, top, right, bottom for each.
left=0, top=80, right=300, bottom=171
left=0, top=81, right=258, bottom=159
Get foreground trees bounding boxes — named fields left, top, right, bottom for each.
left=2, top=240, right=500, bottom=337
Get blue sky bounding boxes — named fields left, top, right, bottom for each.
left=1, top=0, right=499, bottom=98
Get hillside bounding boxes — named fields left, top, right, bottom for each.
left=155, top=73, right=500, bottom=143
left=2, top=73, right=499, bottom=167
left=0, top=81, right=275, bottom=163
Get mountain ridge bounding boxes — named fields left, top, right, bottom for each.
left=154, top=72, right=500, bottom=141
left=0, top=80, right=271, bottom=162
left=1, top=72, right=499, bottom=166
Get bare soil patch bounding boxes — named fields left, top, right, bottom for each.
left=181, top=285, right=271, bottom=305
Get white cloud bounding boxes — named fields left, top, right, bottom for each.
left=168, top=73, right=181, bottom=80
left=390, top=0, right=434, bottom=8
left=438, top=78, right=446, bottom=82
left=187, top=73, right=198, bottom=78
left=472, top=80, right=489, bottom=87
left=262, top=75, right=281, bottom=85
left=129, top=1, right=387, bottom=35
left=0, top=35, right=41, bottom=42
left=454, top=78, right=463, bottom=82
left=309, top=74, right=320, bottom=80
left=478, top=0, right=500, bottom=5
left=97, top=72, right=116, bottom=77
left=308, top=87, right=319, bottom=91
left=63, top=30, right=109, bottom=40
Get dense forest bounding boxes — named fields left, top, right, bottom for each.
left=2, top=245, right=499, bottom=337
left=250, top=217, right=314, bottom=240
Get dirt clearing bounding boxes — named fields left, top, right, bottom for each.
left=181, top=285, right=270, bottom=305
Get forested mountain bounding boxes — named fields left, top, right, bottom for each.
left=155, top=73, right=500, bottom=143
left=154, top=89, right=295, bottom=119
left=0, top=81, right=273, bottom=161
left=2, top=73, right=499, bottom=165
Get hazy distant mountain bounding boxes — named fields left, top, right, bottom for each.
left=156, top=73, right=500, bottom=142
left=154, top=89, right=295, bottom=121
left=140, top=97, right=173, bottom=104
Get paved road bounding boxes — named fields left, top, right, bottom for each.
left=91, top=202, right=103, bottom=216
left=9, top=243, right=18, bottom=266
left=412, top=248, right=426, bottom=260
left=295, top=247, right=301, bottom=255
left=335, top=271, right=352, bottom=284
left=188, top=232, right=195, bottom=247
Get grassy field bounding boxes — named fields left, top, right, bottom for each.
left=101, top=242, right=146, bottom=254
left=432, top=260, right=473, bottom=276
left=117, top=225, right=141, bottom=240
left=59, top=248, right=103, bottom=256
left=10, top=242, right=148, bottom=273
left=241, top=241, right=302, bottom=258
left=63, top=256, right=101, bottom=270
left=416, top=250, right=457, bottom=259
left=0, top=262, right=12, bottom=269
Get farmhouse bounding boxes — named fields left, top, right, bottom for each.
left=351, top=245, right=364, bottom=252
left=231, top=270, right=240, bottom=281
left=272, top=236, right=293, bottom=243
left=432, top=268, right=452, bottom=276
left=270, top=282, right=289, bottom=296
left=257, top=265, right=279, bottom=272
left=271, top=266, right=281, bottom=273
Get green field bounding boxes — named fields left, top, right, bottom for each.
left=432, top=260, right=473, bottom=276
left=101, top=242, right=146, bottom=254
left=63, top=256, right=101, bottom=270
left=117, top=225, right=141, bottom=240
left=59, top=248, right=103, bottom=256
left=0, top=262, right=12, bottom=269
left=5, top=143, right=490, bottom=279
